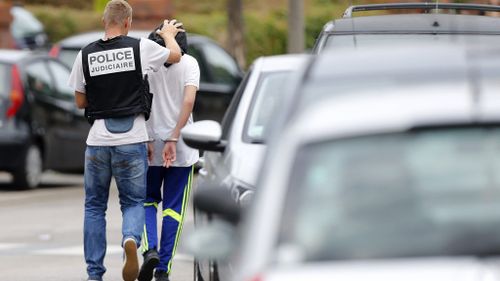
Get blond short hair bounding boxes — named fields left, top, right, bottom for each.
left=103, top=0, right=132, bottom=27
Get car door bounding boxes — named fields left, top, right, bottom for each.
left=195, top=68, right=252, bottom=281
left=23, top=58, right=86, bottom=172
left=45, top=59, right=89, bottom=172
left=189, top=41, right=242, bottom=122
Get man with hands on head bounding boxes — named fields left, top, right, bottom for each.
left=67, top=1, right=184, bottom=280
left=138, top=23, right=200, bottom=281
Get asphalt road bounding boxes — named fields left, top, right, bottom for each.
left=0, top=171, right=194, bottom=281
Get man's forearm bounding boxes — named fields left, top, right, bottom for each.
left=75, top=91, right=88, bottom=109
left=171, top=86, right=196, bottom=138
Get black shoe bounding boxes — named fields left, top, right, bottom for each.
left=138, top=249, right=160, bottom=281
left=154, top=270, right=170, bottom=281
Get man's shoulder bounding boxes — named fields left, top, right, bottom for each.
left=181, top=54, right=199, bottom=68
left=182, top=54, right=197, bottom=62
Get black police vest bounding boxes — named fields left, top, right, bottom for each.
left=81, top=36, right=152, bottom=124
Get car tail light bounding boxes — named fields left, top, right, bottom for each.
left=6, top=65, right=24, bottom=118
left=48, top=44, right=60, bottom=57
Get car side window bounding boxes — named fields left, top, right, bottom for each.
left=188, top=44, right=210, bottom=83
left=25, top=61, right=54, bottom=97
left=201, top=43, right=240, bottom=85
left=47, top=60, right=74, bottom=100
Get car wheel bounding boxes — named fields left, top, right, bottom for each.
left=13, top=144, right=43, bottom=189
left=194, top=260, right=204, bottom=281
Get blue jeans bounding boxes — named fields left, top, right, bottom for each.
left=83, top=143, right=147, bottom=280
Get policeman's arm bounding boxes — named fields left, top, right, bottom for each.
left=156, top=19, right=184, bottom=64
left=75, top=91, right=88, bottom=109
left=170, top=85, right=197, bottom=139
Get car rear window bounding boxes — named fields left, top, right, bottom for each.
left=279, top=127, right=500, bottom=262
left=0, top=63, right=9, bottom=98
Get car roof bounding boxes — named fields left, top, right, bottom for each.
left=288, top=44, right=500, bottom=144
left=324, top=2, right=500, bottom=34
left=308, top=43, right=468, bottom=80
left=252, top=54, right=310, bottom=73
left=57, top=30, right=211, bottom=49
left=0, top=49, right=35, bottom=64
left=325, top=13, right=500, bottom=34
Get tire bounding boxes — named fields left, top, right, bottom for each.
left=13, top=144, right=43, bottom=189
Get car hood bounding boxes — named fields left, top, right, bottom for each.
left=262, top=257, right=500, bottom=281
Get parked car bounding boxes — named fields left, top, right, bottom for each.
left=182, top=54, right=310, bottom=281
left=10, top=5, right=49, bottom=50
left=49, top=31, right=243, bottom=122
left=188, top=44, right=500, bottom=281
left=0, top=50, right=89, bottom=189
left=312, top=2, right=500, bottom=54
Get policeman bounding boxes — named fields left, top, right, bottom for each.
left=67, top=1, right=184, bottom=281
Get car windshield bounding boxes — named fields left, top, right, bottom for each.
left=324, top=34, right=500, bottom=49
left=244, top=71, right=291, bottom=143
left=279, top=127, right=500, bottom=262
left=58, top=49, right=80, bottom=68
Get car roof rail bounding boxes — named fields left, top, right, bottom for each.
left=342, top=2, right=500, bottom=18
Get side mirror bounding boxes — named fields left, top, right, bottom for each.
left=181, top=120, right=226, bottom=152
left=193, top=185, right=241, bottom=225
left=186, top=221, right=236, bottom=261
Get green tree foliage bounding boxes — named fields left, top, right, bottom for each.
left=26, top=0, right=346, bottom=67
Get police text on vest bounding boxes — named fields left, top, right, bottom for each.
left=88, top=47, right=136, bottom=77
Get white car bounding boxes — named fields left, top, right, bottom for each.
left=182, top=54, right=310, bottom=281
left=190, top=44, right=500, bottom=281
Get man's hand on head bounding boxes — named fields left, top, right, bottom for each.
left=156, top=19, right=185, bottom=39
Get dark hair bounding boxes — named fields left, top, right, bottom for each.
left=148, top=23, right=188, bottom=67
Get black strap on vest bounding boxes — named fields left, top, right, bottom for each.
left=82, top=36, right=152, bottom=124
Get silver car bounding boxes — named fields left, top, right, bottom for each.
left=190, top=44, right=500, bottom=281
left=182, top=54, right=310, bottom=281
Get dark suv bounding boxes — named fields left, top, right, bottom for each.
left=312, top=2, right=500, bottom=53
left=49, top=31, right=243, bottom=122
left=0, top=50, right=89, bottom=189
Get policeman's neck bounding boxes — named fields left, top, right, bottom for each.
left=104, top=24, right=129, bottom=40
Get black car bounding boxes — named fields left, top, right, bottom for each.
left=0, top=50, right=89, bottom=189
left=312, top=2, right=500, bottom=54
left=49, top=31, right=243, bottom=122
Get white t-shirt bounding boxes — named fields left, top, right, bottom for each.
left=147, top=54, right=200, bottom=167
left=68, top=37, right=170, bottom=146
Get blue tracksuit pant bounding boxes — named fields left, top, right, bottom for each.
left=141, top=165, right=194, bottom=274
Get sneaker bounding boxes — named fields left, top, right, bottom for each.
left=154, top=270, right=169, bottom=281
left=122, top=238, right=139, bottom=281
left=138, top=249, right=160, bottom=281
